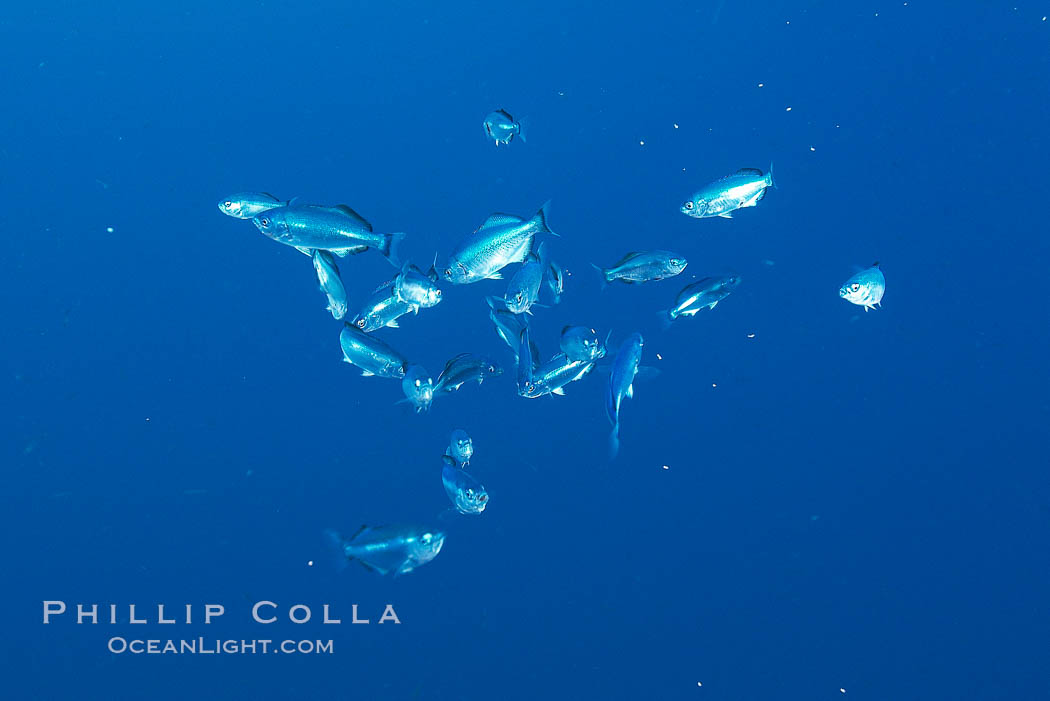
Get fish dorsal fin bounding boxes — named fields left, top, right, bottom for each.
left=326, top=205, right=373, bottom=231
left=871, top=261, right=880, bottom=268
left=371, top=279, right=395, bottom=295
left=497, top=109, right=514, bottom=120
left=560, top=325, right=571, bottom=335
left=735, top=167, right=764, bottom=176
left=613, top=251, right=643, bottom=267
left=260, top=192, right=279, bottom=200
left=348, top=524, right=370, bottom=542
left=475, top=213, right=524, bottom=233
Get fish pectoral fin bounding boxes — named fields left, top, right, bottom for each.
left=386, top=320, right=399, bottom=328
left=718, top=213, right=733, bottom=219
left=485, top=271, right=504, bottom=280
left=361, top=370, right=376, bottom=377
left=709, top=300, right=719, bottom=309
left=551, top=387, right=566, bottom=396
left=295, top=246, right=313, bottom=256
left=626, top=384, right=634, bottom=398
left=355, top=559, right=386, bottom=575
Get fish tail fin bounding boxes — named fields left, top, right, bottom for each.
left=658, top=310, right=673, bottom=331
left=767, top=162, right=776, bottom=189
left=322, top=529, right=350, bottom=572
left=609, top=422, right=621, bottom=459
left=381, top=232, right=407, bottom=268
left=517, top=116, right=528, bottom=144
left=532, top=200, right=559, bottom=237
left=590, top=263, right=609, bottom=290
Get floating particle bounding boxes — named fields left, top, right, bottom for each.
left=662, top=465, right=669, bottom=470
left=639, top=140, right=645, bottom=145
left=757, top=82, right=764, bottom=87
left=785, top=106, right=792, bottom=112
left=106, top=226, right=114, bottom=233
left=307, top=560, right=314, bottom=567
left=840, top=689, right=846, bottom=694
left=747, top=333, right=755, bottom=339
left=809, top=146, right=816, bottom=152
left=762, top=259, right=775, bottom=266
left=673, top=123, right=679, bottom=129
left=656, top=353, right=663, bottom=360
left=697, top=682, right=703, bottom=687
left=711, top=383, right=717, bottom=388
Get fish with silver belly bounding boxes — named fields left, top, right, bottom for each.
left=217, top=192, right=285, bottom=220
left=311, top=249, right=348, bottom=320
left=394, top=262, right=442, bottom=312
left=400, top=365, right=434, bottom=413
left=517, top=329, right=596, bottom=398
left=441, top=202, right=556, bottom=285
left=483, top=109, right=526, bottom=145
left=663, top=274, right=741, bottom=325
left=680, top=166, right=775, bottom=219
left=560, top=326, right=607, bottom=362
left=441, top=456, right=489, bottom=514
left=445, top=429, right=473, bottom=467
left=593, top=250, right=687, bottom=286
left=839, top=262, right=885, bottom=311
left=504, top=244, right=548, bottom=314
left=434, top=353, right=502, bottom=395
left=324, top=525, right=445, bottom=576
left=339, top=323, right=409, bottom=379
left=253, top=203, right=405, bottom=263
left=606, top=332, right=644, bottom=458
left=351, top=280, right=414, bottom=332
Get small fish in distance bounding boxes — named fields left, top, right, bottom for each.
left=483, top=109, right=526, bottom=145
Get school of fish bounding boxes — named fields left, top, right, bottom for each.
left=217, top=110, right=885, bottom=577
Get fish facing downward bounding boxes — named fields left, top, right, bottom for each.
left=441, top=456, right=489, bottom=515
left=312, top=249, right=349, bottom=320
left=446, top=429, right=474, bottom=467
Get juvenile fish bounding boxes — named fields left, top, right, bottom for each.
left=352, top=281, right=414, bottom=332
left=504, top=244, right=547, bottom=314
left=312, top=249, right=348, bottom=320
left=394, top=263, right=442, bottom=311
left=434, top=353, right=502, bottom=394
left=681, top=166, right=775, bottom=219
left=339, top=323, right=409, bottom=379
left=593, top=250, right=687, bottom=286
left=445, top=429, right=473, bottom=467
left=483, top=109, right=525, bottom=146
left=839, top=262, right=885, bottom=311
left=663, top=275, right=741, bottom=324
left=606, top=333, right=644, bottom=457
left=560, top=326, right=607, bottom=362
left=401, top=365, right=434, bottom=413
left=442, top=202, right=555, bottom=285
left=217, top=192, right=284, bottom=220
left=441, top=456, right=489, bottom=514
left=324, top=525, right=445, bottom=576
left=253, top=203, right=405, bottom=263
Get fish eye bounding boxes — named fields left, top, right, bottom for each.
left=479, top=494, right=488, bottom=503
left=259, top=217, right=269, bottom=226
left=223, top=201, right=232, bottom=208
left=684, top=201, right=694, bottom=209
left=444, top=268, right=452, bottom=276
left=851, top=283, right=860, bottom=292
left=355, top=319, right=365, bottom=328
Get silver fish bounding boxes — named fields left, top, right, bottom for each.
left=593, top=250, right=687, bottom=286
left=487, top=297, right=541, bottom=369
left=504, top=244, right=547, bottom=314
left=606, top=333, right=644, bottom=457
left=663, top=275, right=741, bottom=324
left=324, top=525, right=444, bottom=576
left=401, top=364, right=434, bottom=413
left=312, top=249, right=348, bottom=320
left=518, top=328, right=595, bottom=398
left=445, top=429, right=473, bottom=467
left=394, top=263, right=442, bottom=311
left=441, top=202, right=555, bottom=285
left=559, top=326, right=607, bottom=362
left=839, top=262, right=885, bottom=311
left=434, top=353, right=502, bottom=394
left=253, top=203, right=405, bottom=263
left=483, top=109, right=525, bottom=146
left=351, top=280, right=414, bottom=332
left=681, top=166, right=775, bottom=219
left=217, top=192, right=284, bottom=220
left=441, top=456, right=489, bottom=514
left=339, top=323, right=409, bottom=379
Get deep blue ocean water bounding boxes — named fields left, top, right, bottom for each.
left=3, top=2, right=1049, bottom=699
